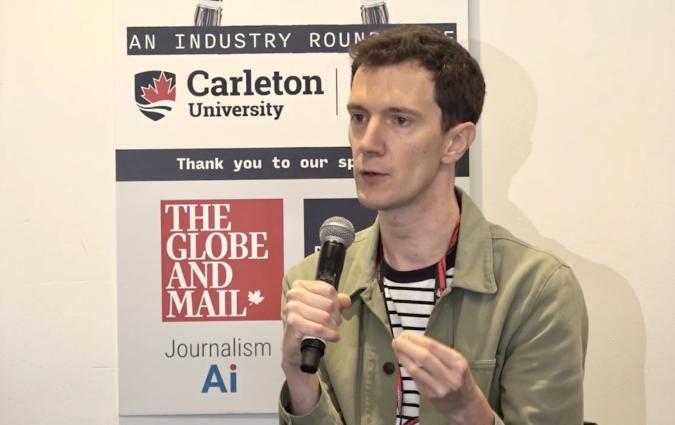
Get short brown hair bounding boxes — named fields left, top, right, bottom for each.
left=350, top=26, right=486, bottom=131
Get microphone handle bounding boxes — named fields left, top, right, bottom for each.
left=300, top=240, right=346, bottom=374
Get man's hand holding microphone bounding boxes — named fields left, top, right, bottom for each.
left=281, top=217, right=354, bottom=415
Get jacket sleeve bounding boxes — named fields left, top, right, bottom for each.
left=277, top=273, right=345, bottom=425
left=499, top=264, right=589, bottom=424
left=278, top=378, right=345, bottom=424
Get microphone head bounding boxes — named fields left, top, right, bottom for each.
left=319, top=216, right=355, bottom=247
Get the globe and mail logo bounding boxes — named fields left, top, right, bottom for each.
left=134, top=71, right=176, bottom=121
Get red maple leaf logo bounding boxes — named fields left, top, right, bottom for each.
left=141, top=72, right=176, bottom=103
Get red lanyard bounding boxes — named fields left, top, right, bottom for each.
left=376, top=216, right=461, bottom=425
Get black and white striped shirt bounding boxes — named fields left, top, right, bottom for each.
left=382, top=250, right=456, bottom=424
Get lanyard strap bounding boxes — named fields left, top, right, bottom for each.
left=376, top=215, right=461, bottom=425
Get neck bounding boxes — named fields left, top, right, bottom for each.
left=379, top=189, right=460, bottom=271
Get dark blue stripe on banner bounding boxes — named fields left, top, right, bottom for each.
left=126, top=23, right=457, bottom=55
left=116, top=147, right=351, bottom=181
left=115, top=147, right=469, bottom=181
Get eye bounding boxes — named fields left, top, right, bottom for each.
left=350, top=112, right=367, bottom=124
left=394, top=115, right=411, bottom=127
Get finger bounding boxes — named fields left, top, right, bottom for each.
left=286, top=285, right=341, bottom=317
left=393, top=333, right=449, bottom=372
left=289, top=281, right=352, bottom=324
left=397, top=331, right=464, bottom=370
left=394, top=346, right=433, bottom=381
left=296, top=281, right=352, bottom=314
left=285, top=309, right=341, bottom=342
left=393, top=335, right=462, bottom=397
left=284, top=286, right=345, bottom=342
left=337, top=293, right=352, bottom=310
left=293, top=279, right=339, bottom=298
left=285, top=300, right=342, bottom=332
left=397, top=353, right=458, bottom=400
left=396, top=332, right=466, bottom=382
left=394, top=347, right=454, bottom=401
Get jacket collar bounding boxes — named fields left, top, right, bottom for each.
left=340, top=188, right=498, bottom=299
left=452, top=188, right=498, bottom=294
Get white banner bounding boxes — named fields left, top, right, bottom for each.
left=115, top=0, right=469, bottom=416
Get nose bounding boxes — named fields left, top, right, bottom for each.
left=352, top=116, right=385, bottom=156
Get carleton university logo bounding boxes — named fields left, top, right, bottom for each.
left=134, top=71, right=176, bottom=121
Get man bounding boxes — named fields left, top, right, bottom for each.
left=279, top=26, right=588, bottom=425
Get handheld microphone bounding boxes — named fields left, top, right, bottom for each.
left=300, top=216, right=355, bottom=374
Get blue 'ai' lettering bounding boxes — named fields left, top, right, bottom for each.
left=201, top=364, right=238, bottom=393
left=229, top=364, right=237, bottom=392
left=202, top=364, right=226, bottom=393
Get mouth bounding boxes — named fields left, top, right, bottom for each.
left=358, top=169, right=388, bottom=182
left=360, top=170, right=385, bottom=177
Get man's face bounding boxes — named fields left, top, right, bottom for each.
left=347, top=61, right=451, bottom=213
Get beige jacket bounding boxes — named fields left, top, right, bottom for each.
left=280, top=190, right=588, bottom=424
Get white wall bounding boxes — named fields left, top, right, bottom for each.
left=1, top=1, right=673, bottom=424
left=472, top=2, right=675, bottom=424
left=0, top=2, right=118, bottom=424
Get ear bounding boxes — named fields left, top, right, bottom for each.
left=441, top=122, right=476, bottom=165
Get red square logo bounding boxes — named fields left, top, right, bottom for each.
left=160, top=199, right=283, bottom=322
